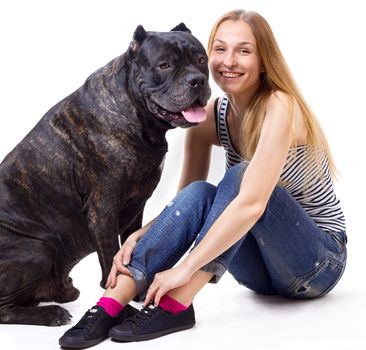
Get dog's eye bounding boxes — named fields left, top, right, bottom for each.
left=198, top=57, right=207, bottom=65
left=159, top=63, right=170, bottom=70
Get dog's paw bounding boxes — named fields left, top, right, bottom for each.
left=40, top=305, right=73, bottom=326
left=100, top=276, right=108, bottom=289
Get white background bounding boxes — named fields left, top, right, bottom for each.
left=0, top=0, right=365, bottom=349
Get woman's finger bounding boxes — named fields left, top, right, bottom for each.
left=122, top=245, right=134, bottom=266
left=119, top=265, right=133, bottom=276
left=113, top=250, right=125, bottom=271
left=112, top=252, right=132, bottom=276
left=144, top=285, right=157, bottom=307
left=106, top=265, right=116, bottom=288
left=109, top=264, right=118, bottom=288
left=154, top=288, right=166, bottom=307
left=105, top=273, right=111, bottom=289
left=143, top=287, right=153, bottom=306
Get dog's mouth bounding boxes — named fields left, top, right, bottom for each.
left=155, top=102, right=207, bottom=127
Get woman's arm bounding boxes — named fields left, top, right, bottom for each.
left=144, top=92, right=294, bottom=305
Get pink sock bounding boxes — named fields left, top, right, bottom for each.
left=96, top=297, right=124, bottom=317
left=158, top=295, right=188, bottom=315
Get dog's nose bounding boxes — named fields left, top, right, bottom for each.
left=187, top=75, right=206, bottom=88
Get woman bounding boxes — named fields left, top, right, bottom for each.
left=59, top=9, right=347, bottom=348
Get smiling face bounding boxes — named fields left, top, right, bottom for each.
left=209, top=20, right=262, bottom=100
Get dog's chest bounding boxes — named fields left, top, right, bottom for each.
left=128, top=148, right=165, bottom=188
left=105, top=143, right=166, bottom=202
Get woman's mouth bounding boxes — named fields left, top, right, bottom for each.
left=220, top=72, right=244, bottom=79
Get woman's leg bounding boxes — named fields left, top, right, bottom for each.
left=168, top=270, right=214, bottom=306
left=238, top=185, right=347, bottom=298
left=228, top=232, right=277, bottom=295
left=170, top=162, right=347, bottom=303
left=103, top=274, right=137, bottom=305
left=185, top=163, right=347, bottom=298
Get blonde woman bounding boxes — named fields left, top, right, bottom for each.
left=59, top=9, right=347, bottom=348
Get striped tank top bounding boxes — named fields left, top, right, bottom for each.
left=215, top=96, right=346, bottom=233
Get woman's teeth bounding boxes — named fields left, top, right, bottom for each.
left=221, top=72, right=243, bottom=78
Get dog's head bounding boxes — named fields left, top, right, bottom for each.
left=125, top=23, right=211, bottom=128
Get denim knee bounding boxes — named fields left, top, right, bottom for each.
left=181, top=181, right=217, bottom=201
left=221, top=162, right=248, bottom=185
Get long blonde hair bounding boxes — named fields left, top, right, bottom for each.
left=207, top=10, right=337, bottom=178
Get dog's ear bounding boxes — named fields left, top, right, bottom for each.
left=133, top=25, right=148, bottom=43
left=129, top=25, right=148, bottom=55
left=171, top=23, right=191, bottom=34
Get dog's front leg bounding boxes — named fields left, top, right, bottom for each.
left=94, top=227, right=120, bottom=288
left=85, top=200, right=121, bottom=288
left=85, top=190, right=147, bottom=288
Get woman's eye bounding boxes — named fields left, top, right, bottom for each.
left=213, top=47, right=224, bottom=52
left=159, top=63, right=170, bottom=69
left=238, top=48, right=250, bottom=54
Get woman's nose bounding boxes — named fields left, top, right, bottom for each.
left=223, top=52, right=237, bottom=68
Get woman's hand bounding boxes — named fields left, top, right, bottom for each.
left=105, top=233, right=139, bottom=289
left=144, top=265, right=193, bottom=307
left=105, top=220, right=154, bottom=289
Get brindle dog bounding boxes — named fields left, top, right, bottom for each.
left=0, top=23, right=210, bottom=326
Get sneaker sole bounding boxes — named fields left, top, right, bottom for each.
left=110, top=321, right=195, bottom=342
left=59, top=335, right=106, bottom=349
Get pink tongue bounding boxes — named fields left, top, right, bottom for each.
left=182, top=104, right=207, bottom=123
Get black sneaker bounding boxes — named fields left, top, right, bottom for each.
left=59, top=304, right=138, bottom=349
left=109, top=304, right=195, bottom=342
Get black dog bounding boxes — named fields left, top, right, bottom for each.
left=0, top=23, right=210, bottom=326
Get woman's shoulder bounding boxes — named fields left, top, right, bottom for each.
left=267, top=91, right=291, bottom=109
left=263, top=91, right=292, bottom=123
left=266, top=91, right=307, bottom=146
left=265, top=91, right=301, bottom=120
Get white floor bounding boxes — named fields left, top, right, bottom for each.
left=1, top=247, right=365, bottom=350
